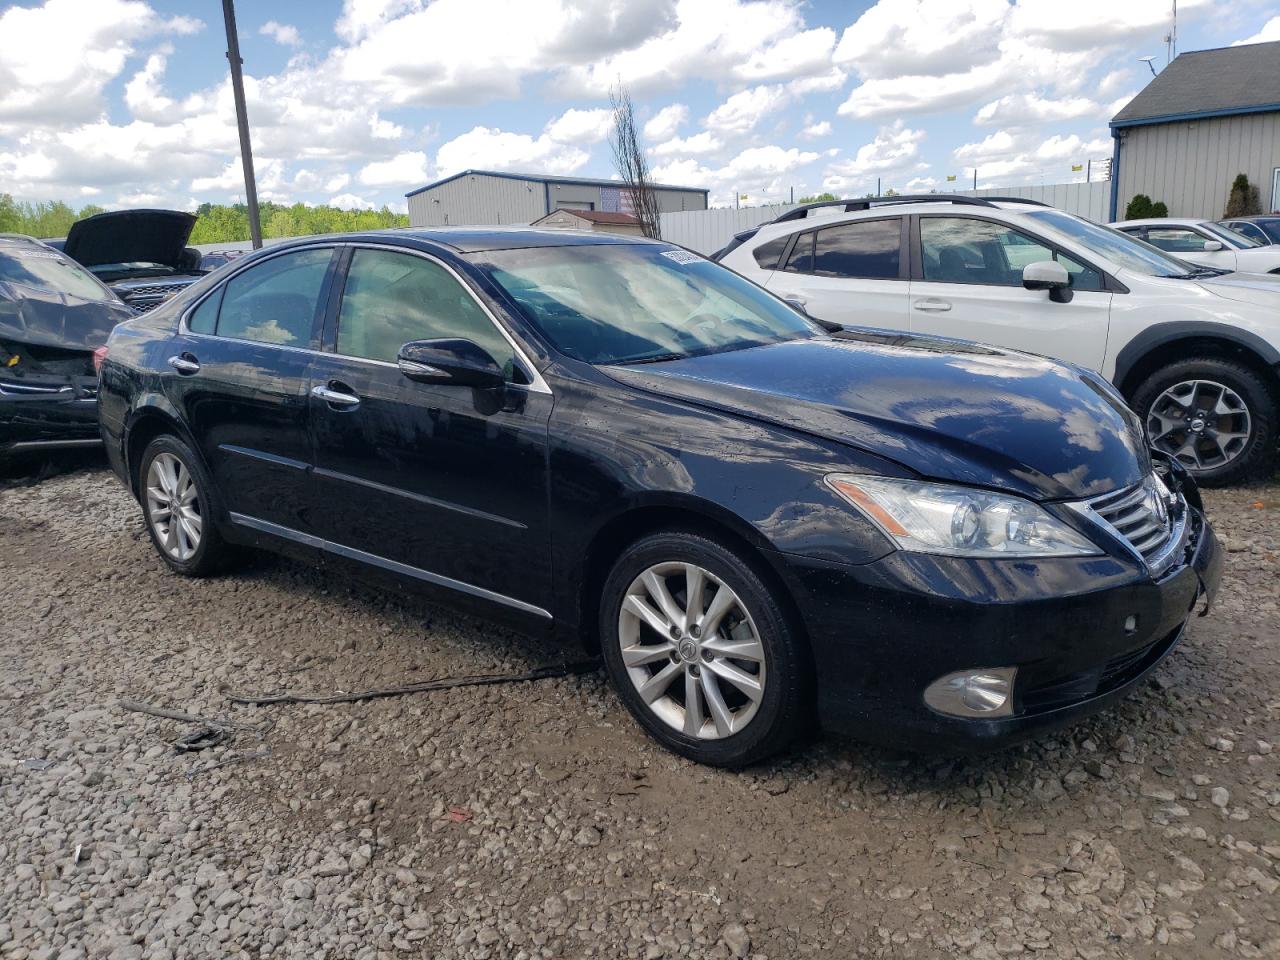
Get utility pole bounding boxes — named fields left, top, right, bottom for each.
left=222, top=0, right=262, bottom=249
left=973, top=169, right=978, bottom=190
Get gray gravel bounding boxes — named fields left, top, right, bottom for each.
left=2, top=464, right=1278, bottom=959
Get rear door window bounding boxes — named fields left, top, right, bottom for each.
left=783, top=233, right=815, bottom=273
left=213, top=247, right=334, bottom=346
left=811, top=219, right=901, bottom=279
left=752, top=235, right=790, bottom=269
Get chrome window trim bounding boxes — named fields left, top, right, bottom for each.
left=179, top=240, right=551, bottom=395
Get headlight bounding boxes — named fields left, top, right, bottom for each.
left=825, top=474, right=1103, bottom=558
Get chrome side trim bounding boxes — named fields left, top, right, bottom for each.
left=311, top=466, right=527, bottom=529
left=178, top=240, right=552, bottom=395
left=7, top=438, right=103, bottom=451
left=218, top=444, right=309, bottom=472
left=228, top=511, right=552, bottom=620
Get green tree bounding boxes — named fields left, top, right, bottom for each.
left=797, top=192, right=837, bottom=203
left=1224, top=173, right=1261, bottom=217
left=1125, top=194, right=1155, bottom=219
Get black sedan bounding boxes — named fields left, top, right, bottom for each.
left=97, top=229, right=1221, bottom=766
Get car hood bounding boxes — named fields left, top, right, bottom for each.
left=1195, top=269, right=1280, bottom=306
left=62, top=209, right=197, bottom=270
left=604, top=332, right=1149, bottom=501
left=0, top=281, right=134, bottom=352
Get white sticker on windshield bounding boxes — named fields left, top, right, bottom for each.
left=661, top=249, right=701, bottom=265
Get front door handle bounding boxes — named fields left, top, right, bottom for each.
left=311, top=382, right=361, bottom=409
left=913, top=298, right=952, bottom=312
left=168, top=353, right=200, bottom=375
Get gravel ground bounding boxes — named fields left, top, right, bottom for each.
left=1, top=459, right=1278, bottom=960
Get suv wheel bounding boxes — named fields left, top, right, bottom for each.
left=599, top=531, right=811, bottom=767
left=1132, top=358, right=1276, bottom=486
left=138, top=435, right=236, bottom=576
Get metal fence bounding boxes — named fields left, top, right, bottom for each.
left=659, top=182, right=1113, bottom=255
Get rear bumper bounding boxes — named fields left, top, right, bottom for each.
left=786, top=507, right=1221, bottom=752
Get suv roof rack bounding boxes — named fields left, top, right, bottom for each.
left=978, top=196, right=1050, bottom=207
left=771, top=194, right=996, bottom=224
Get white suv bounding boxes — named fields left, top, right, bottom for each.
left=1110, top=217, right=1280, bottom=274
left=716, top=196, right=1280, bottom=485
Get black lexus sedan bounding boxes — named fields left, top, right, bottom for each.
left=97, top=229, right=1221, bottom=766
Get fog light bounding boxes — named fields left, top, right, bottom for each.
left=923, top=667, right=1017, bottom=718
left=1124, top=615, right=1138, bottom=636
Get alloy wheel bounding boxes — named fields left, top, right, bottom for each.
left=146, top=452, right=202, bottom=562
left=617, top=561, right=766, bottom=740
left=1146, top=379, right=1252, bottom=472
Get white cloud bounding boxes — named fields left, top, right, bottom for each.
left=822, top=122, right=927, bottom=192
left=705, top=84, right=789, bottom=136
left=1233, top=15, right=1280, bottom=45
left=975, top=93, right=1101, bottom=126
left=651, top=132, right=722, bottom=157
left=369, top=113, right=404, bottom=140
left=328, top=192, right=375, bottom=209
left=801, top=120, right=832, bottom=139
left=545, top=107, right=613, bottom=144
left=0, top=0, right=201, bottom=125
left=644, top=103, right=688, bottom=141
left=652, top=143, right=819, bottom=206
left=260, top=20, right=302, bottom=47
left=325, top=173, right=351, bottom=192
left=952, top=128, right=1113, bottom=181
left=435, top=126, right=588, bottom=178
left=358, top=151, right=430, bottom=186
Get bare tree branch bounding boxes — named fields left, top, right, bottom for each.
left=609, top=83, right=662, bottom=240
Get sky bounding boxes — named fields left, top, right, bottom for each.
left=1, top=0, right=1279, bottom=213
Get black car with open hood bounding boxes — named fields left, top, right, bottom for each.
left=1, top=234, right=134, bottom=455
left=52, top=209, right=207, bottom=315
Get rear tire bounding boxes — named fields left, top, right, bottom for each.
left=1131, top=357, right=1276, bottom=486
left=599, top=530, right=811, bottom=767
left=138, top=435, right=236, bottom=576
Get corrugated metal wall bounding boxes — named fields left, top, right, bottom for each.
left=408, top=175, right=708, bottom=227
left=1116, top=113, right=1280, bottom=219
left=408, top=174, right=546, bottom=226
left=659, top=184, right=1112, bottom=255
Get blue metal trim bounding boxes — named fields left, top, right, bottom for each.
left=406, top=168, right=710, bottom=199
left=1108, top=134, right=1121, bottom=222
left=1110, top=102, right=1280, bottom=130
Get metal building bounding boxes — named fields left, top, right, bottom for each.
left=1109, top=40, right=1280, bottom=220
left=405, top=170, right=708, bottom=227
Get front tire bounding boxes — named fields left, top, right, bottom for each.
left=1131, top=357, right=1276, bottom=486
left=138, top=435, right=235, bottom=576
left=599, top=531, right=811, bottom=767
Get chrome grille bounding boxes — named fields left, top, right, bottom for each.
left=1085, top=475, right=1175, bottom=563
left=121, top=282, right=196, bottom=315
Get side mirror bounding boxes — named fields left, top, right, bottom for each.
left=1202, top=239, right=1224, bottom=252
left=1022, top=260, right=1073, bottom=303
left=397, top=338, right=505, bottom=389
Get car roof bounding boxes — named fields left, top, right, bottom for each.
left=740, top=198, right=1054, bottom=244
left=260, top=226, right=663, bottom=256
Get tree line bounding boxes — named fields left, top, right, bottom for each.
left=0, top=195, right=408, bottom=244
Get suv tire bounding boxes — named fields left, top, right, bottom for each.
left=599, top=530, right=812, bottom=767
left=138, top=435, right=237, bottom=576
left=1131, top=357, right=1276, bottom=486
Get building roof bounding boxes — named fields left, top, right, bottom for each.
left=1112, top=41, right=1280, bottom=128
left=406, top=169, right=709, bottom=199
left=542, top=210, right=640, bottom=225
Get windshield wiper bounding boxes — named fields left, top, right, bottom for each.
left=613, top=352, right=687, bottom=365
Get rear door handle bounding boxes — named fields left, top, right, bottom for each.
left=168, top=354, right=200, bottom=375
left=311, top=382, right=361, bottom=409
left=913, top=298, right=952, bottom=312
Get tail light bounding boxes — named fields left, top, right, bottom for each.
left=93, top=345, right=109, bottom=374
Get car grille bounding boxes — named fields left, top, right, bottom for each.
left=1085, top=476, right=1175, bottom=563
left=121, top=282, right=196, bottom=315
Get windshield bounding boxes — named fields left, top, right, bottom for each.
left=474, top=244, right=818, bottom=365
left=1025, top=210, right=1206, bottom=278
left=0, top=244, right=118, bottom=301
left=1202, top=221, right=1260, bottom=248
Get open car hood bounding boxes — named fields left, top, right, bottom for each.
left=62, top=209, right=197, bottom=270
